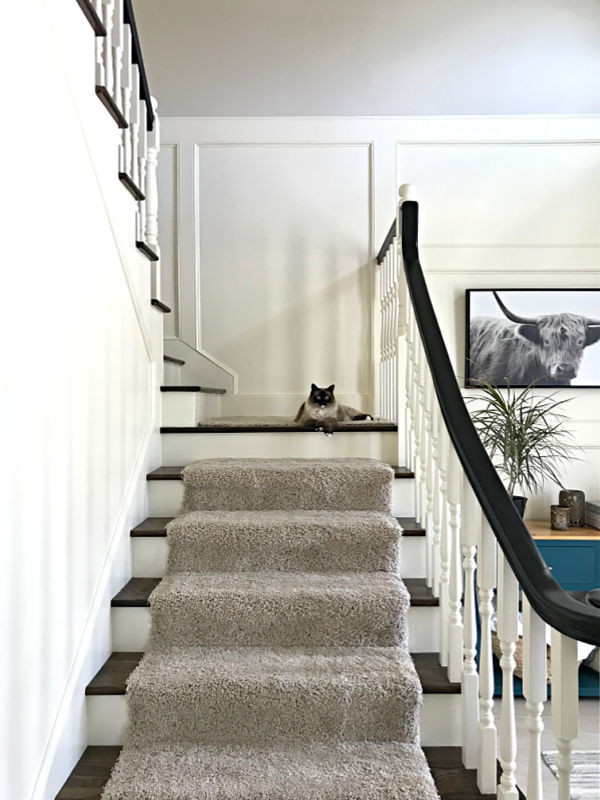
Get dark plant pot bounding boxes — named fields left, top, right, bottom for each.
left=512, top=496, right=528, bottom=517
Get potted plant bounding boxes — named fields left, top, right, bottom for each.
left=468, top=381, right=580, bottom=516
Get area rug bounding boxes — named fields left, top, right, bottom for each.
left=542, top=751, right=600, bottom=799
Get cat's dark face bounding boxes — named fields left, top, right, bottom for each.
left=309, top=383, right=335, bottom=407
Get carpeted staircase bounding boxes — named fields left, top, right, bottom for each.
left=102, top=457, right=440, bottom=799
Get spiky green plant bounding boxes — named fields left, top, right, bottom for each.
left=468, top=381, right=580, bottom=497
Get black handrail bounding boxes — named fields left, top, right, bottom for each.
left=376, top=220, right=396, bottom=265
left=123, top=0, right=154, bottom=131
left=393, top=200, right=600, bottom=646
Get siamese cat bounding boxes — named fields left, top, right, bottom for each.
left=295, top=384, right=373, bottom=433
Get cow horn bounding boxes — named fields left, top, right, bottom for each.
left=585, top=319, right=600, bottom=327
left=493, top=292, right=538, bottom=325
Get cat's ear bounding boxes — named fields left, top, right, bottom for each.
left=327, top=384, right=335, bottom=392
left=310, top=383, right=318, bottom=393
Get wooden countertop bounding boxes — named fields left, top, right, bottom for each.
left=526, top=519, right=600, bottom=541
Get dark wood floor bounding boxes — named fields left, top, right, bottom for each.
left=57, top=745, right=511, bottom=799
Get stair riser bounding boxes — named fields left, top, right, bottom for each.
left=162, top=392, right=222, bottom=426
left=131, top=535, right=425, bottom=579
left=111, top=604, right=436, bottom=652
left=163, top=362, right=182, bottom=385
left=87, top=692, right=461, bottom=747
left=161, top=431, right=397, bottom=464
left=148, top=478, right=415, bottom=517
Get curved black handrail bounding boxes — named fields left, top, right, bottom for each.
left=123, top=0, right=155, bottom=131
left=395, top=200, right=600, bottom=646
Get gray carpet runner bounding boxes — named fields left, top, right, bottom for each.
left=103, top=458, right=439, bottom=799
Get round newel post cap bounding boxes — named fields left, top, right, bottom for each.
left=398, top=183, right=417, bottom=204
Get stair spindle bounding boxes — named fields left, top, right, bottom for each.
left=522, top=596, right=547, bottom=800
left=438, top=422, right=450, bottom=667
left=461, top=480, right=480, bottom=768
left=446, top=447, right=463, bottom=683
left=477, top=517, right=498, bottom=794
left=551, top=630, right=579, bottom=800
left=497, top=549, right=520, bottom=799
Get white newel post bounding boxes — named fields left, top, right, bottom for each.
left=119, top=25, right=133, bottom=174
left=438, top=421, right=450, bottom=667
left=447, top=447, right=463, bottom=683
left=146, top=98, right=161, bottom=297
left=477, top=517, right=498, bottom=794
left=551, top=630, right=579, bottom=800
left=497, top=550, right=520, bottom=800
left=101, top=0, right=115, bottom=97
left=461, top=480, right=480, bottom=768
left=522, top=597, right=548, bottom=800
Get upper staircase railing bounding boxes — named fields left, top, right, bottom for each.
left=377, top=185, right=600, bottom=800
left=77, top=0, right=163, bottom=302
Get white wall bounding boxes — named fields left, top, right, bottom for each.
left=136, top=0, right=600, bottom=116
left=0, top=3, right=162, bottom=798
left=160, top=115, right=600, bottom=514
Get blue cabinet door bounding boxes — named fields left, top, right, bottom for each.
left=535, top=540, right=600, bottom=592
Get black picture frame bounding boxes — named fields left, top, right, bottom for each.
left=464, top=288, right=600, bottom=389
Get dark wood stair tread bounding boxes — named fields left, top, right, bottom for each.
left=404, top=578, right=439, bottom=607
left=397, top=517, right=425, bottom=535
left=160, top=422, right=398, bottom=434
left=118, top=171, right=145, bottom=201
left=131, top=517, right=173, bottom=536
left=147, top=465, right=414, bottom=481
left=132, top=516, right=421, bottom=539
left=161, top=385, right=227, bottom=394
left=136, top=240, right=159, bottom=261
left=86, top=653, right=143, bottom=695
left=112, top=577, right=436, bottom=608
left=163, top=355, right=185, bottom=365
left=413, top=653, right=460, bottom=694
left=56, top=745, right=506, bottom=800
left=95, top=86, right=128, bottom=128
left=151, top=298, right=171, bottom=313
left=393, top=466, right=414, bottom=478
left=75, top=0, right=106, bottom=35
left=87, top=652, right=458, bottom=697
left=111, top=578, right=160, bottom=606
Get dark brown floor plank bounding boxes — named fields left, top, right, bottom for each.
left=55, top=746, right=120, bottom=800
left=131, top=517, right=173, bottom=536
left=86, top=653, right=143, bottom=695
left=397, top=516, right=425, bottom=535
left=404, top=578, right=439, bottom=607
left=413, top=653, right=461, bottom=694
left=111, top=578, right=159, bottom=606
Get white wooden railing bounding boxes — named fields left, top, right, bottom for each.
left=376, top=184, right=598, bottom=800
left=83, top=0, right=162, bottom=300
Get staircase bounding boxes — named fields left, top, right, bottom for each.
left=56, top=383, right=490, bottom=799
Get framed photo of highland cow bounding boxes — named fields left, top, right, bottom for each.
left=465, top=289, right=600, bottom=388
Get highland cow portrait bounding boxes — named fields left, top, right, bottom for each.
left=465, top=289, right=600, bottom=388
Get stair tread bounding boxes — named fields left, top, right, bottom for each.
left=55, top=744, right=502, bottom=800
left=163, top=354, right=185, bottom=365
left=132, top=514, right=422, bottom=538
left=161, top=422, right=398, bottom=433
left=112, top=576, right=436, bottom=607
left=86, top=651, right=457, bottom=696
left=100, top=741, right=438, bottom=800
left=161, top=385, right=226, bottom=394
left=147, top=464, right=414, bottom=480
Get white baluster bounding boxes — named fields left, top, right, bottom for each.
left=146, top=98, right=160, bottom=294
left=412, top=340, right=422, bottom=525
left=551, top=630, right=579, bottom=800
left=119, top=25, right=133, bottom=175
left=95, top=2, right=105, bottom=87
left=477, top=517, right=498, bottom=794
left=497, top=550, right=520, bottom=800
left=522, top=596, right=547, bottom=800
left=101, top=1, right=115, bottom=97
left=112, top=0, right=124, bottom=112
left=130, top=67, right=141, bottom=188
left=461, top=480, right=480, bottom=768
left=418, top=348, right=428, bottom=533
left=137, top=99, right=148, bottom=241
left=430, top=394, right=442, bottom=595
left=404, top=301, right=413, bottom=467
left=438, top=421, right=450, bottom=667
left=447, top=447, right=463, bottom=683
left=423, top=373, right=435, bottom=589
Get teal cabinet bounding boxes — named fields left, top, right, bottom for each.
left=535, top=539, right=600, bottom=592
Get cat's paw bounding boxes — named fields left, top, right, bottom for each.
left=366, top=414, right=373, bottom=420
left=324, top=431, right=334, bottom=438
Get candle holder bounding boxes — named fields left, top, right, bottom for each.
left=558, top=489, right=585, bottom=527
left=550, top=505, right=570, bottom=531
